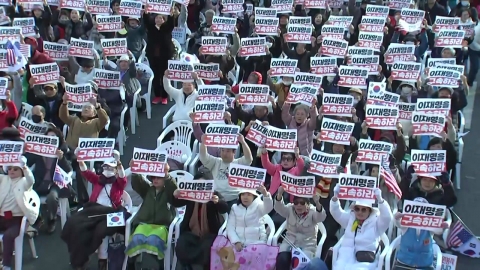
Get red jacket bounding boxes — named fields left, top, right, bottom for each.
left=30, top=49, right=54, bottom=64
left=231, top=71, right=263, bottom=94
left=0, top=101, right=18, bottom=130
left=81, top=170, right=127, bottom=208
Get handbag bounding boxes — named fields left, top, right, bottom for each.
left=353, top=226, right=379, bottom=263
left=107, top=235, right=125, bottom=270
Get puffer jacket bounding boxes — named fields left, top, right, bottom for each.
left=274, top=199, right=327, bottom=258
left=226, top=194, right=274, bottom=245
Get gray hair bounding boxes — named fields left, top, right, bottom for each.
left=293, top=104, right=309, bottom=116
left=205, top=9, right=215, bottom=16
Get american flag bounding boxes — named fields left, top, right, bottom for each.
left=5, top=40, right=22, bottom=66
left=447, top=220, right=474, bottom=248
left=380, top=155, right=402, bottom=199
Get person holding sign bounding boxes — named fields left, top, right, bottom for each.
left=125, top=161, right=180, bottom=265
left=0, top=89, right=18, bottom=130
left=261, top=147, right=305, bottom=205
left=199, top=134, right=253, bottom=207
left=61, top=156, right=128, bottom=270
left=330, top=185, right=393, bottom=270
left=400, top=170, right=457, bottom=207
left=58, top=91, right=109, bottom=149
left=392, top=197, right=449, bottom=270
left=0, top=156, right=38, bottom=270
left=282, top=101, right=318, bottom=156
left=63, top=9, right=94, bottom=42
left=273, top=186, right=327, bottom=270
left=173, top=169, right=230, bottom=270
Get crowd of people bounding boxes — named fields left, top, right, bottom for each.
left=0, top=0, right=473, bottom=269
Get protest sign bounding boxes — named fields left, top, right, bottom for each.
left=416, top=98, right=451, bottom=117
left=307, top=150, right=342, bottom=177
left=356, top=139, right=393, bottom=165
left=69, top=38, right=94, bottom=58
left=131, top=148, right=168, bottom=177
left=280, top=171, right=315, bottom=198
left=177, top=179, right=215, bottom=203
left=411, top=112, right=446, bottom=138
left=204, top=124, right=240, bottom=149
left=77, top=138, right=115, bottom=161
left=318, top=117, right=354, bottom=145
left=24, top=134, right=59, bottom=158
left=196, top=84, right=225, bottom=102
left=365, top=105, right=399, bottom=130
left=337, top=173, right=377, bottom=202
left=401, top=200, right=446, bottom=231
left=193, top=101, right=225, bottom=123
left=0, top=141, right=23, bottom=166
left=238, top=84, right=269, bottom=105
left=228, top=163, right=266, bottom=190
left=245, top=120, right=268, bottom=146
left=93, top=69, right=121, bottom=89
left=64, top=83, right=96, bottom=112
left=411, top=149, right=446, bottom=176
left=29, top=63, right=60, bottom=85
left=265, top=127, right=297, bottom=152
left=17, top=117, right=48, bottom=139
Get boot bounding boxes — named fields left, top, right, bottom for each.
left=98, top=259, right=107, bottom=270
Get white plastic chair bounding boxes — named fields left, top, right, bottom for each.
left=129, top=78, right=142, bottom=134
left=157, top=141, right=193, bottom=172
left=103, top=60, right=117, bottom=69
left=333, top=233, right=390, bottom=270
left=137, top=39, right=147, bottom=64
left=456, top=111, right=465, bottom=189
left=0, top=191, right=40, bottom=269
left=171, top=205, right=187, bottom=270
left=272, top=220, right=328, bottom=257
left=21, top=102, right=33, bottom=120
left=381, top=235, right=442, bottom=270
left=135, top=63, right=154, bottom=119
left=218, top=213, right=276, bottom=245
left=117, top=103, right=129, bottom=155
left=157, top=120, right=194, bottom=149
left=123, top=204, right=181, bottom=270
left=162, top=104, right=176, bottom=128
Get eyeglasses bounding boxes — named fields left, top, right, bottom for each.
left=293, top=200, right=306, bottom=205
left=354, top=207, right=369, bottom=213
left=281, top=157, right=294, bottom=162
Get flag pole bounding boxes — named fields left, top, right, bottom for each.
left=450, top=209, right=479, bottom=238
left=280, top=234, right=298, bottom=250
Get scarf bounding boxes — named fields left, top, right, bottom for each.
left=98, top=175, right=117, bottom=186
left=189, top=202, right=209, bottom=237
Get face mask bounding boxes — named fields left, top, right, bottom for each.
left=283, top=81, right=292, bottom=86
left=32, top=115, right=42, bottom=123
left=401, top=87, right=412, bottom=96
left=102, top=171, right=116, bottom=178
left=326, top=76, right=334, bottom=82
left=461, top=1, right=469, bottom=5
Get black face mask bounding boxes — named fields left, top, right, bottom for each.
left=32, top=115, right=42, bottom=123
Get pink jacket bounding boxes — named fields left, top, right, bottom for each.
left=81, top=170, right=127, bottom=208
left=281, top=103, right=318, bottom=157
left=261, top=152, right=305, bottom=202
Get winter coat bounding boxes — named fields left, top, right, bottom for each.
left=261, top=152, right=305, bottom=197
left=281, top=103, right=318, bottom=156
left=226, top=194, right=274, bottom=245
left=274, top=198, right=327, bottom=258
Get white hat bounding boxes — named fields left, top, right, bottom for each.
left=351, top=200, right=373, bottom=209
left=102, top=158, right=117, bottom=167
left=3, top=155, right=28, bottom=173
left=238, top=189, right=258, bottom=196
left=118, top=55, right=130, bottom=62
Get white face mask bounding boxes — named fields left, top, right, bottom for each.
left=326, top=76, right=334, bottom=82
left=102, top=171, right=116, bottom=178
left=283, top=80, right=292, bottom=86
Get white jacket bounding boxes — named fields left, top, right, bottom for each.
left=0, top=168, right=40, bottom=224
left=163, top=76, right=204, bottom=122
left=330, top=199, right=392, bottom=253
left=226, top=194, right=274, bottom=245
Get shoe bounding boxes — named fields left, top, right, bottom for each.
left=47, top=219, right=56, bottom=234
left=152, top=97, right=162, bottom=104
left=161, top=97, right=168, bottom=104
left=98, top=259, right=107, bottom=270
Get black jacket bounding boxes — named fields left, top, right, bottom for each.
left=144, top=13, right=175, bottom=61
left=30, top=94, right=64, bottom=129
left=171, top=191, right=229, bottom=234
left=401, top=179, right=457, bottom=208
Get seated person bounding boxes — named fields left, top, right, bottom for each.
left=199, top=134, right=253, bottom=207
left=190, top=111, right=233, bottom=157
left=61, top=157, right=128, bottom=270
left=392, top=197, right=449, bottom=270
left=26, top=127, right=73, bottom=233
left=58, top=81, right=109, bottom=150
left=400, top=171, right=457, bottom=208
left=125, top=162, right=178, bottom=265
left=102, top=52, right=136, bottom=108
left=96, top=82, right=126, bottom=141
left=174, top=169, right=229, bottom=270
left=68, top=54, right=100, bottom=84
left=163, top=70, right=203, bottom=122
left=274, top=187, right=327, bottom=270
left=330, top=186, right=393, bottom=270
left=0, top=157, right=39, bottom=270
left=29, top=83, right=64, bottom=128
left=227, top=186, right=273, bottom=247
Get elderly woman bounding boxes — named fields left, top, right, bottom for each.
left=274, top=186, right=327, bottom=270
left=174, top=169, right=229, bottom=270
left=61, top=157, right=129, bottom=270
left=0, top=156, right=39, bottom=270
left=163, top=70, right=203, bottom=122
left=281, top=101, right=318, bottom=156
left=330, top=186, right=393, bottom=270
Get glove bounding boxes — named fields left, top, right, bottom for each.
left=333, top=184, right=340, bottom=197
left=74, top=147, right=80, bottom=156
left=113, top=150, right=120, bottom=162
left=439, top=172, right=450, bottom=185
left=336, top=166, right=344, bottom=174
left=374, top=188, right=382, bottom=200
left=20, top=155, right=27, bottom=167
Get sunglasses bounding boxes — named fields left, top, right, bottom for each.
left=354, top=207, right=369, bottom=213
left=281, top=157, right=294, bottom=162
left=293, top=200, right=306, bottom=205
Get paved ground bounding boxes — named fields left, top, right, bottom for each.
left=16, top=85, right=480, bottom=269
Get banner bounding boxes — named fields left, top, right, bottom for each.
left=280, top=171, right=315, bottom=198
left=401, top=200, right=446, bottom=231
left=77, top=138, right=115, bottom=161
left=307, top=150, right=342, bottom=177
left=318, top=117, right=354, bottom=145
left=0, top=141, right=24, bottom=166
left=337, top=173, right=377, bottom=202
left=131, top=148, right=168, bottom=177
left=245, top=120, right=268, bottom=146
left=204, top=124, right=240, bottom=149
left=64, top=83, right=96, bottom=112
left=228, top=163, right=266, bottom=190
left=17, top=117, right=48, bottom=139
left=29, top=63, right=60, bottom=85
left=24, top=133, right=59, bottom=158
left=177, top=179, right=215, bottom=203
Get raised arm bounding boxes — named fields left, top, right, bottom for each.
left=281, top=102, right=293, bottom=125
left=273, top=187, right=291, bottom=218
left=131, top=173, right=152, bottom=199
left=115, top=162, right=127, bottom=190
left=79, top=161, right=99, bottom=185
left=23, top=165, right=34, bottom=190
